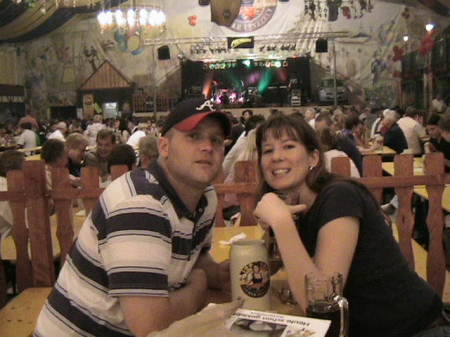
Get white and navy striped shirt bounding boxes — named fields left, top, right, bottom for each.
left=34, top=162, right=217, bottom=337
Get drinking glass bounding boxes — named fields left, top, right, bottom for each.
left=305, top=272, right=349, bottom=337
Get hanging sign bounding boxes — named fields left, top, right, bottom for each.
left=227, top=36, right=254, bottom=49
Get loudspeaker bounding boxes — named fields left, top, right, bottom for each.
left=315, top=39, right=328, bottom=53
left=157, top=45, right=170, bottom=60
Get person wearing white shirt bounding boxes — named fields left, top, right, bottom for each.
left=397, top=107, right=426, bottom=155
left=127, top=122, right=148, bottom=151
left=48, top=121, right=67, bottom=141
left=84, top=114, right=105, bottom=146
left=16, top=122, right=37, bottom=149
left=222, top=115, right=265, bottom=177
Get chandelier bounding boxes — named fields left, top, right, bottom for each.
left=97, top=0, right=166, bottom=32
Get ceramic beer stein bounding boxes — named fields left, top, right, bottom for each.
left=230, top=239, right=271, bottom=311
left=305, top=272, right=349, bottom=337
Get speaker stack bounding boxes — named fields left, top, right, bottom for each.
left=315, top=39, right=328, bottom=53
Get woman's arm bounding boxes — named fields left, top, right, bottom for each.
left=254, top=193, right=359, bottom=312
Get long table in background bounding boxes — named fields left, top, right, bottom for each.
left=361, top=145, right=396, bottom=156
left=382, top=158, right=450, bottom=212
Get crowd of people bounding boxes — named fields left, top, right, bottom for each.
left=0, top=99, right=449, bottom=337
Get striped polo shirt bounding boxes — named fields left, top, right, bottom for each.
left=34, top=162, right=217, bottom=337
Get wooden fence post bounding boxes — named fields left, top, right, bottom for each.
left=24, top=161, right=54, bottom=287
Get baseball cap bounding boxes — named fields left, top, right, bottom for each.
left=161, top=98, right=231, bottom=136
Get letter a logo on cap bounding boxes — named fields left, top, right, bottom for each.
left=196, top=100, right=216, bottom=112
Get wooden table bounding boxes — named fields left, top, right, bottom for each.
left=361, top=146, right=396, bottom=156
left=382, top=158, right=450, bottom=212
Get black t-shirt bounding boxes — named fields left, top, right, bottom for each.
left=336, top=135, right=363, bottom=175
left=430, top=136, right=450, bottom=157
left=383, top=124, right=408, bottom=154
left=295, top=181, right=442, bottom=337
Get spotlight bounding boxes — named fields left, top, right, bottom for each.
left=425, top=23, right=434, bottom=32
left=243, top=59, right=251, bottom=67
left=403, top=35, right=409, bottom=42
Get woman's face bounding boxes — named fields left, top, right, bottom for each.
left=260, top=129, right=318, bottom=194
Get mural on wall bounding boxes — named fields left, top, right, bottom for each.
left=8, top=0, right=448, bottom=117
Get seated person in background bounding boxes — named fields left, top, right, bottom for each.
left=253, top=114, right=446, bottom=337
left=138, top=135, right=158, bottom=169
left=397, top=107, right=426, bottom=156
left=65, top=133, right=88, bottom=179
left=379, top=109, right=408, bottom=154
left=84, top=128, right=116, bottom=181
left=41, top=139, right=79, bottom=190
left=84, top=114, right=105, bottom=146
left=47, top=121, right=67, bottom=141
left=315, top=113, right=363, bottom=175
left=106, top=144, right=137, bottom=178
left=342, top=115, right=367, bottom=149
left=33, top=98, right=232, bottom=337
left=223, top=114, right=265, bottom=177
left=127, top=122, right=148, bottom=151
left=16, top=122, right=37, bottom=150
left=429, top=112, right=450, bottom=171
left=0, top=150, right=25, bottom=241
left=318, top=127, right=360, bottom=177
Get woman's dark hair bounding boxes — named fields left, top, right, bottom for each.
left=41, top=139, right=66, bottom=164
left=255, top=114, right=333, bottom=194
left=107, top=144, right=136, bottom=172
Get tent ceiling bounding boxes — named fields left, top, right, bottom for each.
left=0, top=0, right=125, bottom=44
left=0, top=0, right=448, bottom=44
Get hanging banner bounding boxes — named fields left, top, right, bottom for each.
left=227, top=36, right=254, bottom=49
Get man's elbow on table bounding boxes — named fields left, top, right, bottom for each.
left=120, top=297, right=174, bottom=337
left=119, top=271, right=208, bottom=337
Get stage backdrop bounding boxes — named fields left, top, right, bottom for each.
left=0, top=0, right=448, bottom=117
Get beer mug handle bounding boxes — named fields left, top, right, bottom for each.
left=334, top=295, right=349, bottom=337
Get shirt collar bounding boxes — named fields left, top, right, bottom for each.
left=149, top=161, right=208, bottom=221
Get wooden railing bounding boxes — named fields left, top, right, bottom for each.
left=0, top=153, right=448, bottom=310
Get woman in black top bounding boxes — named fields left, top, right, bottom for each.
left=253, top=114, right=445, bottom=337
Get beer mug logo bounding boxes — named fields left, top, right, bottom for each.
left=239, top=261, right=270, bottom=298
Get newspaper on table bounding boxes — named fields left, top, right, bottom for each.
left=226, top=309, right=331, bottom=337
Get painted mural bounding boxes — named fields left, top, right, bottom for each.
left=10, top=0, right=449, bottom=117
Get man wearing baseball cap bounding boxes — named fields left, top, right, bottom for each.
left=34, top=98, right=232, bottom=337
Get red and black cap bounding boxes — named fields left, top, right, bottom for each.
left=161, top=98, right=231, bottom=136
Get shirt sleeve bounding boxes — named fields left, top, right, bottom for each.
left=315, top=182, right=365, bottom=230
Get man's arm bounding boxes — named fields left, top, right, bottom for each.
left=119, top=268, right=207, bottom=337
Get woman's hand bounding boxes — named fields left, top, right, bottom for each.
left=254, top=193, right=306, bottom=231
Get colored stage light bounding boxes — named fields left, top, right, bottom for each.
left=243, top=59, right=252, bottom=67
